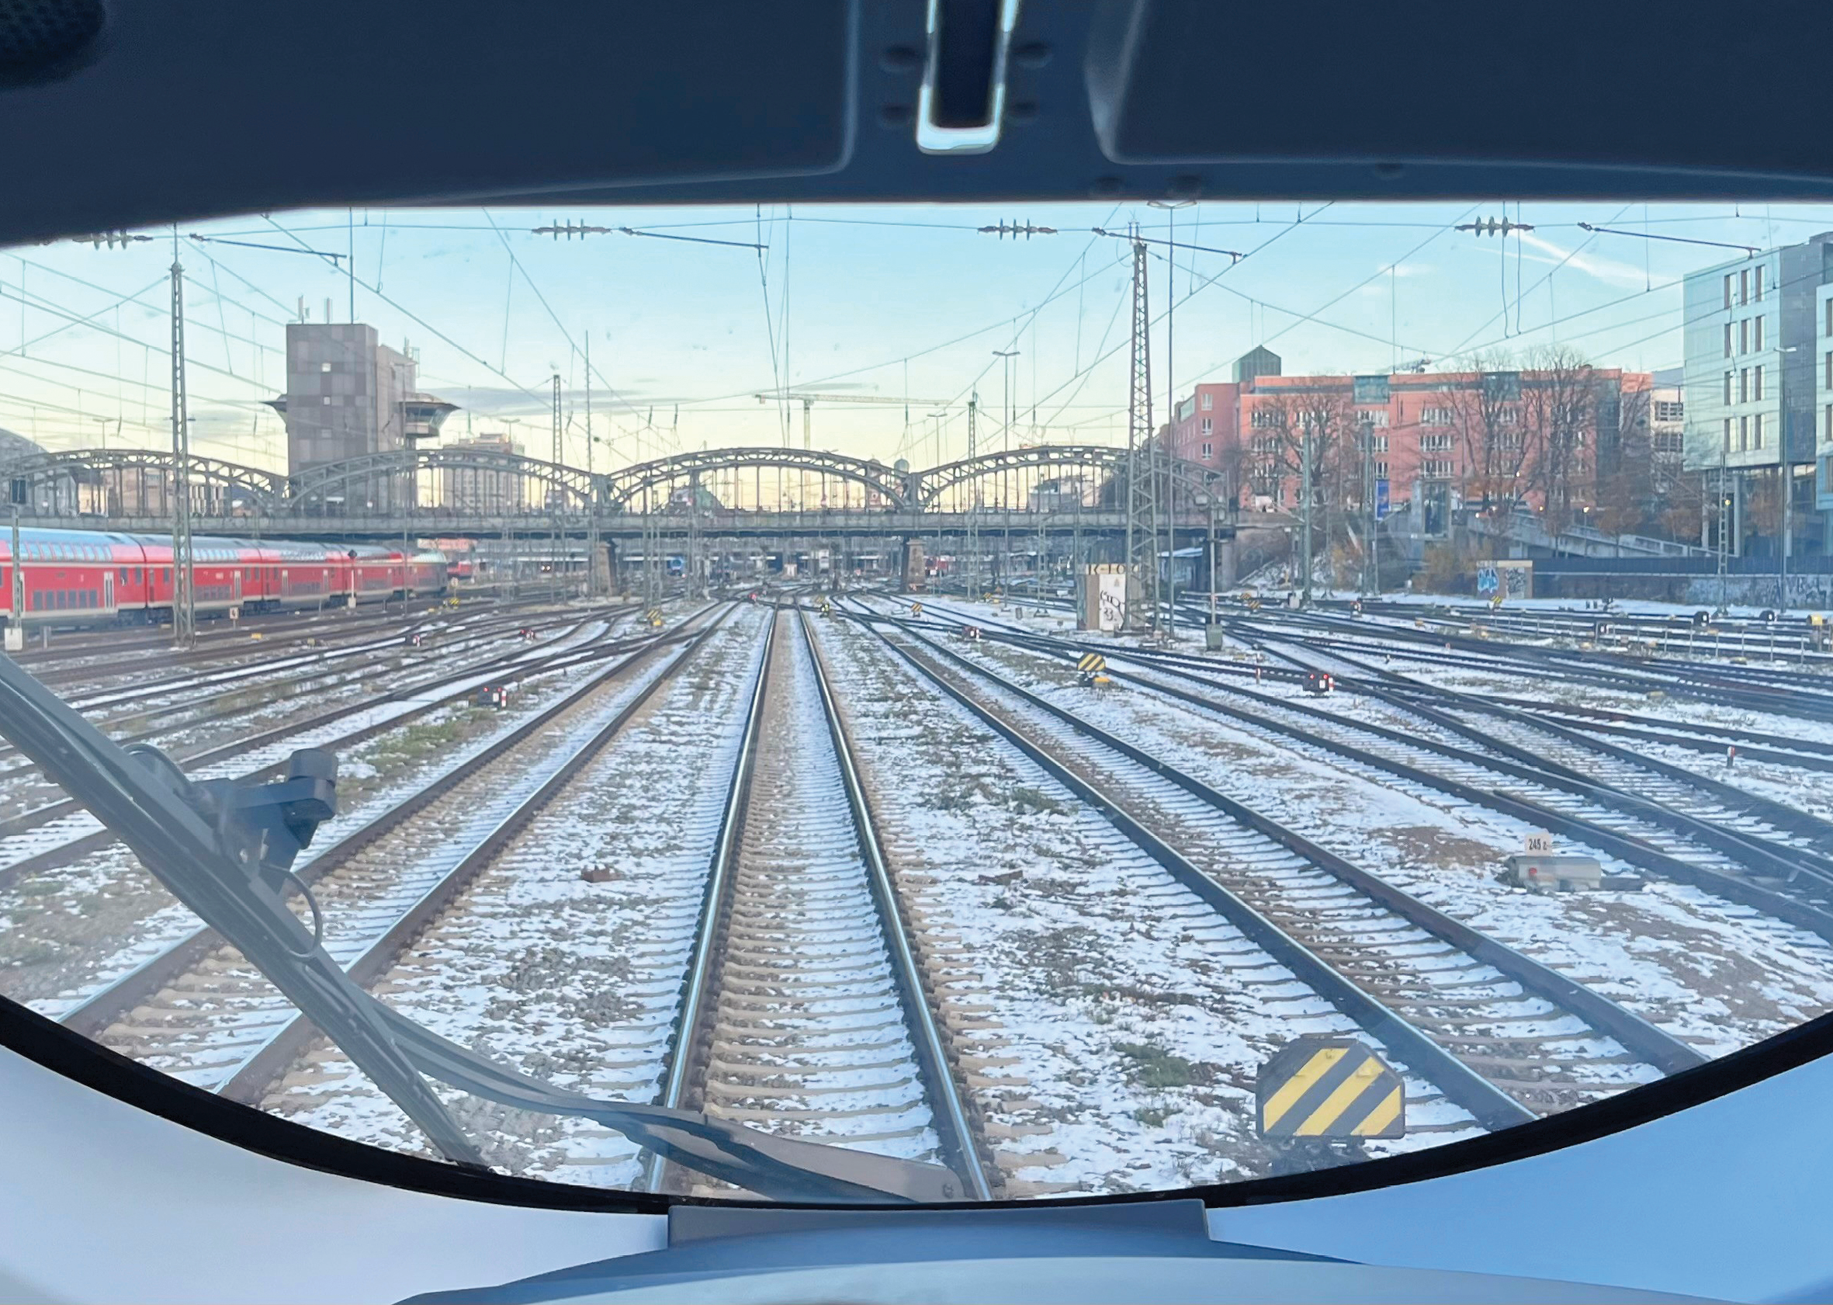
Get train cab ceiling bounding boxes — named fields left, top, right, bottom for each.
left=2, top=0, right=1833, bottom=249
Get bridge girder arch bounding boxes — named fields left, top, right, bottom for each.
left=0, top=447, right=287, bottom=514
left=287, top=447, right=599, bottom=515
left=911, top=444, right=1227, bottom=510
left=603, top=446, right=910, bottom=510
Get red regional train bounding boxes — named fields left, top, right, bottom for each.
left=0, top=527, right=449, bottom=630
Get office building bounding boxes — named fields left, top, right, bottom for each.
left=1683, top=238, right=1828, bottom=557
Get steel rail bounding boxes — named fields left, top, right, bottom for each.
left=1228, top=630, right=1833, bottom=887
left=800, top=607, right=995, bottom=1200
left=0, top=609, right=616, bottom=836
left=0, top=614, right=688, bottom=889
left=58, top=606, right=730, bottom=1039
left=921, top=611, right=1833, bottom=944
left=842, top=607, right=1537, bottom=1133
left=862, top=607, right=1704, bottom=1079
left=638, top=607, right=776, bottom=1191
left=214, top=606, right=737, bottom=1104
left=905, top=600, right=1833, bottom=906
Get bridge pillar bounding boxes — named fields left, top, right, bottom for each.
left=1215, top=535, right=1239, bottom=589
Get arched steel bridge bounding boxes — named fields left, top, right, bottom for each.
left=0, top=443, right=1245, bottom=540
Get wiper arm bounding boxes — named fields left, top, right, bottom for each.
left=0, top=651, right=961, bottom=1203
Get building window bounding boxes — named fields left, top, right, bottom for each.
left=1357, top=408, right=1390, bottom=427
left=1826, top=298, right=1833, bottom=336
left=1722, top=373, right=1733, bottom=406
left=1755, top=315, right=1765, bottom=351
left=1200, top=441, right=1213, bottom=459
left=1753, top=412, right=1764, bottom=448
left=1422, top=459, right=1454, bottom=478
left=1373, top=460, right=1389, bottom=478
left=1249, top=409, right=1278, bottom=428
left=320, top=362, right=332, bottom=373
left=1740, top=414, right=1750, bottom=451
left=1740, top=268, right=1750, bottom=304
left=1739, top=368, right=1749, bottom=403
left=1200, top=392, right=1213, bottom=411
left=1827, top=404, right=1833, bottom=440
left=1421, top=432, right=1453, bottom=452
left=1740, top=319, right=1750, bottom=353
left=1755, top=265, right=1765, bottom=301
left=1368, top=434, right=1389, bottom=452
left=1725, top=273, right=1735, bottom=308
left=1725, top=323, right=1733, bottom=357
left=1754, top=365, right=1764, bottom=402
left=1723, top=418, right=1732, bottom=451
left=1201, top=416, right=1212, bottom=434
left=1420, top=406, right=1455, bottom=426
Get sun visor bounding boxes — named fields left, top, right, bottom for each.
left=1087, top=0, right=1825, bottom=182
left=0, top=0, right=855, bottom=243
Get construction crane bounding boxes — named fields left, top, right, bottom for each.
left=753, top=390, right=955, bottom=452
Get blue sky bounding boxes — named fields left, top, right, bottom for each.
left=3, top=201, right=1830, bottom=473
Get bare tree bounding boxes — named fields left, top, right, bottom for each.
left=1449, top=351, right=1532, bottom=519
left=1591, top=385, right=1655, bottom=538
left=1251, top=383, right=1358, bottom=522
left=1520, top=345, right=1597, bottom=534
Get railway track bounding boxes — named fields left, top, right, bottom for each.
left=11, top=596, right=517, bottom=688
left=0, top=610, right=663, bottom=891
left=1226, top=613, right=1833, bottom=723
left=59, top=605, right=739, bottom=1092
left=1216, top=635, right=1833, bottom=882
left=76, top=603, right=993, bottom=1198
left=847, top=604, right=1698, bottom=1128
left=5, top=590, right=480, bottom=668
left=651, top=608, right=990, bottom=1199
left=0, top=605, right=620, bottom=805
left=918, top=607, right=1833, bottom=938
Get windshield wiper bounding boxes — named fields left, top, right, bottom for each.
left=0, top=649, right=962, bottom=1203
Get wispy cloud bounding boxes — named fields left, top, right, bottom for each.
left=1514, top=232, right=1648, bottom=289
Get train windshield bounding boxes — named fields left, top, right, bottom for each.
left=2, top=201, right=1832, bottom=1203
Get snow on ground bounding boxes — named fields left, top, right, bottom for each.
left=814, top=614, right=1478, bottom=1195
left=0, top=617, right=645, bottom=1012
left=259, top=606, right=770, bottom=1182
left=941, top=633, right=1833, bottom=1060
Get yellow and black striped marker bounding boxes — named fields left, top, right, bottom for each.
left=646, top=608, right=663, bottom=628
left=818, top=600, right=833, bottom=616
left=1256, top=1038, right=1404, bottom=1139
left=1077, top=652, right=1107, bottom=675
left=910, top=602, right=923, bottom=617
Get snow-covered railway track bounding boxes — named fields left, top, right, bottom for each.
left=925, top=614, right=1833, bottom=938
left=0, top=609, right=621, bottom=826
left=654, top=609, right=991, bottom=1200
left=60, top=608, right=735, bottom=1094
left=850, top=606, right=1704, bottom=1127
left=0, top=614, right=664, bottom=892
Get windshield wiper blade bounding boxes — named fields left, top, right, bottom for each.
left=0, top=649, right=962, bottom=1203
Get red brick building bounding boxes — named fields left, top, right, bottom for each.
left=1170, top=351, right=1651, bottom=534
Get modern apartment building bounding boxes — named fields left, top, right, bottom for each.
left=1683, top=237, right=1829, bottom=556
